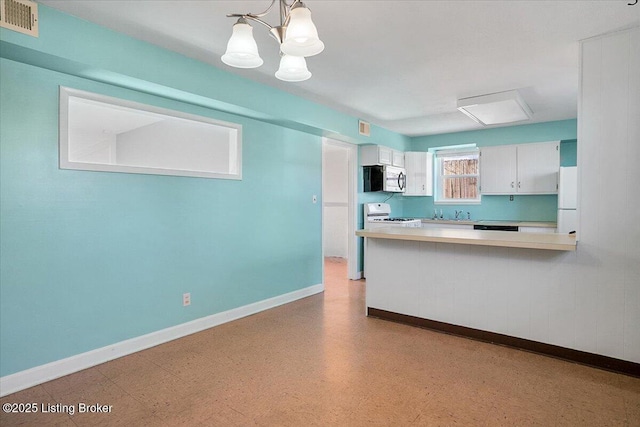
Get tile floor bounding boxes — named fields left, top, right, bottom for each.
left=1, top=258, right=639, bottom=426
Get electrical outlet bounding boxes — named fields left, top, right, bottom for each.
left=183, top=292, right=191, bottom=307
left=510, top=195, right=514, bottom=201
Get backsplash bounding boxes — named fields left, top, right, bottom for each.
left=402, top=194, right=558, bottom=222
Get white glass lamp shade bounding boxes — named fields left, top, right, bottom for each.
left=281, top=6, right=324, bottom=57
left=221, top=21, right=264, bottom=68
left=275, top=55, right=311, bottom=82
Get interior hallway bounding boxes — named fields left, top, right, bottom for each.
left=1, top=258, right=639, bottom=426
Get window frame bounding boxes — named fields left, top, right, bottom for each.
left=59, top=86, right=242, bottom=180
left=434, top=148, right=481, bottom=205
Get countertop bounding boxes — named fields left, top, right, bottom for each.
left=419, top=219, right=557, bottom=228
left=356, top=227, right=576, bottom=251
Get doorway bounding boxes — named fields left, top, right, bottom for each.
left=322, top=137, right=359, bottom=280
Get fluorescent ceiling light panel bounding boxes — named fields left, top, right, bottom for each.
left=457, top=90, right=533, bottom=126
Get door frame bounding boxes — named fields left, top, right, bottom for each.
left=322, top=137, right=359, bottom=280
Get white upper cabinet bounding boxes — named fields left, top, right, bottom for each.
left=479, top=145, right=517, bottom=194
left=516, top=141, right=560, bottom=194
left=404, top=152, right=433, bottom=196
left=392, top=150, right=405, bottom=167
left=480, top=141, right=559, bottom=195
left=360, top=145, right=404, bottom=167
left=360, top=145, right=393, bottom=166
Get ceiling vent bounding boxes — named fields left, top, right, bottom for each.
left=358, top=120, right=370, bottom=137
left=0, top=0, right=38, bottom=37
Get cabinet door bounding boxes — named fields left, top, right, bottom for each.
left=516, top=141, right=559, bottom=194
left=480, top=145, right=517, bottom=194
left=378, top=146, right=393, bottom=165
left=392, top=150, right=405, bottom=167
left=404, top=152, right=433, bottom=196
left=404, top=152, right=418, bottom=195
left=360, top=145, right=392, bottom=166
left=423, top=152, right=433, bottom=196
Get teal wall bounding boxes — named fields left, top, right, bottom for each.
left=0, top=5, right=409, bottom=378
left=560, top=139, right=577, bottom=167
left=403, top=119, right=578, bottom=221
left=0, top=58, right=323, bottom=375
left=411, top=119, right=577, bottom=149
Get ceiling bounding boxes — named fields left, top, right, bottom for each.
left=39, top=1, right=639, bottom=136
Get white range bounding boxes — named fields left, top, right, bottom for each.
left=364, top=203, right=422, bottom=229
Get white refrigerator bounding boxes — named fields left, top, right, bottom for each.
left=557, top=166, right=578, bottom=234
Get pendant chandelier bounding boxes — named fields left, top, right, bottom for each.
left=221, top=0, right=324, bottom=82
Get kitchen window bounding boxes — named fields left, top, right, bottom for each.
left=434, top=149, right=480, bottom=204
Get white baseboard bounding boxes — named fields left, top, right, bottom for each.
left=0, top=283, right=324, bottom=397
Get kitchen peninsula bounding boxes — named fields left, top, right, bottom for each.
left=357, top=227, right=575, bottom=251
left=353, top=227, right=623, bottom=371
